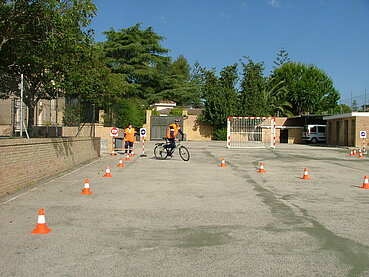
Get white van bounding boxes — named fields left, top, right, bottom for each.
left=303, top=125, right=326, bottom=144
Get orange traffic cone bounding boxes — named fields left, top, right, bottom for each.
left=31, top=209, right=52, bottom=234
left=103, top=166, right=112, bottom=177
left=358, top=149, right=364, bottom=158
left=130, top=150, right=136, bottom=157
left=125, top=154, right=131, bottom=162
left=353, top=149, right=357, bottom=156
left=117, top=158, right=125, bottom=168
left=81, top=178, right=92, bottom=195
left=300, top=168, right=311, bottom=180
left=219, top=158, right=227, bottom=167
left=258, top=162, right=265, bottom=173
left=110, top=149, right=116, bottom=156
left=349, top=149, right=354, bottom=156
left=360, top=176, right=369, bottom=189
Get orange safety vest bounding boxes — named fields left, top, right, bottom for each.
left=125, top=128, right=135, bottom=142
left=166, top=123, right=180, bottom=139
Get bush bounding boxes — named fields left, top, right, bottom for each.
left=214, top=127, right=227, bottom=141
left=168, top=107, right=183, bottom=116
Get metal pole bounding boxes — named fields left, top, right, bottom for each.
left=351, top=90, right=353, bottom=110
left=55, top=90, right=58, bottom=137
left=20, top=73, right=23, bottom=137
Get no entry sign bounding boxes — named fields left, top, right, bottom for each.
left=110, top=127, right=119, bottom=137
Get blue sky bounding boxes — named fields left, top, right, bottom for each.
left=89, top=0, right=369, bottom=102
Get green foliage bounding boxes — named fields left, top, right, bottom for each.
left=103, top=98, right=146, bottom=129
left=271, top=62, right=340, bottom=115
left=273, top=48, right=290, bottom=69
left=0, top=0, right=97, bottom=128
left=102, top=23, right=170, bottom=100
left=63, top=104, right=80, bottom=126
left=168, top=108, right=183, bottom=116
left=239, top=57, right=267, bottom=116
left=201, top=64, right=239, bottom=127
left=214, top=127, right=227, bottom=141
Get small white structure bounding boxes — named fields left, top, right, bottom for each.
left=152, top=100, right=176, bottom=112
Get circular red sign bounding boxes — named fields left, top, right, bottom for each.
left=110, top=127, right=118, bottom=136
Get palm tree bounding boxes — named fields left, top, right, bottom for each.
left=263, top=78, right=293, bottom=117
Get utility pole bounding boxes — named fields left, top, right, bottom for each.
left=20, top=73, right=23, bottom=138
left=56, top=90, right=58, bottom=137
left=351, top=90, right=353, bottom=110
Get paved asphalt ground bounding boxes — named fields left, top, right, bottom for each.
left=1, top=141, right=369, bottom=276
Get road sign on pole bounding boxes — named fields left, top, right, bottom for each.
left=110, top=127, right=119, bottom=137
left=140, top=128, right=147, bottom=138
left=360, top=131, right=367, bottom=139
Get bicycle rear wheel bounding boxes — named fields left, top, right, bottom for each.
left=154, top=145, right=168, bottom=160
left=179, top=146, right=190, bottom=161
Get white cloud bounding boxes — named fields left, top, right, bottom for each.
left=267, top=0, right=280, bottom=8
left=159, top=16, right=168, bottom=24
left=219, top=12, right=230, bottom=19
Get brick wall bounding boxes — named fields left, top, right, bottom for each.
left=0, top=137, right=100, bottom=195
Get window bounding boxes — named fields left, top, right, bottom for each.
left=310, top=126, right=317, bottom=132
left=318, top=126, right=325, bottom=134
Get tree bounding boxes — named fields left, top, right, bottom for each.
left=263, top=78, right=292, bottom=117
left=201, top=64, right=238, bottom=127
left=271, top=62, right=340, bottom=115
left=273, top=48, right=290, bottom=69
left=154, top=55, right=201, bottom=106
left=239, top=57, right=268, bottom=116
left=352, top=100, right=359, bottom=112
left=0, top=0, right=97, bottom=128
left=102, top=23, right=170, bottom=100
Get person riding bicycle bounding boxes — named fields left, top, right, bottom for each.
left=166, top=119, right=184, bottom=155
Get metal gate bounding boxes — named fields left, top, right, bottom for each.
left=150, top=116, right=183, bottom=140
left=227, top=117, right=276, bottom=148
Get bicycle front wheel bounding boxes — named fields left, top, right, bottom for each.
left=179, top=146, right=190, bottom=161
left=154, top=145, right=168, bottom=160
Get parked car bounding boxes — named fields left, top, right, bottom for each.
left=303, top=125, right=326, bottom=144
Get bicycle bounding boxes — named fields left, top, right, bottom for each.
left=154, top=137, right=190, bottom=161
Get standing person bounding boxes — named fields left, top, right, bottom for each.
left=166, top=119, right=184, bottom=155
left=124, top=123, right=136, bottom=155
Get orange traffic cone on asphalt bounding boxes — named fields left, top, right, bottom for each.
left=130, top=150, right=136, bottom=157
left=300, top=168, right=311, bottom=180
left=360, top=176, right=369, bottom=189
left=125, top=154, right=131, bottom=162
left=103, top=166, right=112, bottom=177
left=81, top=178, right=92, bottom=195
left=349, top=149, right=354, bottom=156
left=358, top=149, right=364, bottom=158
left=110, top=149, right=116, bottom=156
left=117, top=158, right=125, bottom=168
left=353, top=149, right=357, bottom=156
left=258, top=162, right=265, bottom=173
left=219, top=158, right=227, bottom=167
left=31, top=209, right=52, bottom=234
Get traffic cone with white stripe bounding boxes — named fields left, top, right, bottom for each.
left=130, top=150, right=136, bottom=157
left=300, top=168, right=311, bottom=180
left=258, top=162, right=265, bottom=173
left=353, top=149, right=357, bottom=156
left=81, top=178, right=92, bottom=195
left=125, top=153, right=131, bottom=162
left=103, top=166, right=112, bottom=177
left=110, top=149, right=116, bottom=156
left=358, top=149, right=364, bottom=158
left=349, top=149, right=354, bottom=156
left=31, top=209, right=52, bottom=234
left=360, top=176, right=369, bottom=189
left=219, top=158, right=227, bottom=167
left=117, top=158, right=125, bottom=168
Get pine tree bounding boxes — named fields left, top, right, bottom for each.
left=273, top=48, right=290, bottom=69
